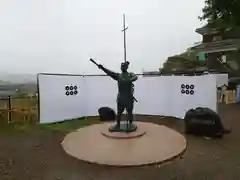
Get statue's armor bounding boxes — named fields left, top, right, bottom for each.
left=117, top=72, right=135, bottom=107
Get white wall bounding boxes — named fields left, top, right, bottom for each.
left=38, top=74, right=86, bottom=123
left=211, top=73, right=228, bottom=87
left=134, top=76, right=172, bottom=116
left=38, top=74, right=217, bottom=124
left=166, top=75, right=217, bottom=118
left=84, top=76, right=117, bottom=116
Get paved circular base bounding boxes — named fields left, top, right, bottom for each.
left=61, top=122, right=187, bottom=166
left=108, top=123, right=137, bottom=133
left=101, top=123, right=146, bottom=139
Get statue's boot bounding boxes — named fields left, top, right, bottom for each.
left=109, top=115, right=121, bottom=132
left=116, top=113, right=121, bottom=128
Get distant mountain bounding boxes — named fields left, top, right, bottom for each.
left=0, top=73, right=37, bottom=84
left=0, top=80, right=11, bottom=85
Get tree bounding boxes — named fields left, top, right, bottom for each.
left=199, top=0, right=240, bottom=27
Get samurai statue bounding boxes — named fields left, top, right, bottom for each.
left=90, top=58, right=138, bottom=132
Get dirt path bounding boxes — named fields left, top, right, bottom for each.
left=0, top=104, right=240, bottom=180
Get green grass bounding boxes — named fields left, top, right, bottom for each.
left=0, top=116, right=99, bottom=134
left=39, top=117, right=99, bottom=133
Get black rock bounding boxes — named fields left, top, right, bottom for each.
left=184, top=107, right=229, bottom=138
left=98, top=107, right=116, bottom=121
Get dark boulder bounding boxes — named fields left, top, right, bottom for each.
left=184, top=107, right=230, bottom=138
left=98, top=107, right=116, bottom=122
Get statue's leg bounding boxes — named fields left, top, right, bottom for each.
left=117, top=101, right=124, bottom=127
left=126, top=101, right=134, bottom=124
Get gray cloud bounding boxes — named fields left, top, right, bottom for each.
left=0, top=0, right=205, bottom=74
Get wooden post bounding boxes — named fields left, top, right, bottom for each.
left=225, top=90, right=236, bottom=104
left=7, top=96, right=11, bottom=123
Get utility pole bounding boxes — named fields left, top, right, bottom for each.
left=122, top=14, right=128, bottom=63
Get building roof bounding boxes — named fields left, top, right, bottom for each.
left=190, top=39, right=240, bottom=54
left=195, top=23, right=237, bottom=35
left=196, top=26, right=222, bottom=35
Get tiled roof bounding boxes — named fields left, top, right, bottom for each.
left=191, top=39, right=240, bottom=53
left=195, top=24, right=238, bottom=35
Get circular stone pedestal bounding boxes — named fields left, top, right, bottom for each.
left=102, top=123, right=146, bottom=139
left=108, top=123, right=137, bottom=133
left=61, top=122, right=187, bottom=167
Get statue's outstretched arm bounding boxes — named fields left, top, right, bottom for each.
left=100, top=65, right=119, bottom=81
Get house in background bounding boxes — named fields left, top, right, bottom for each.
left=190, top=25, right=240, bottom=77
left=142, top=71, right=161, bottom=76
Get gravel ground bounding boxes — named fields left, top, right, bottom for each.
left=0, top=104, right=239, bottom=180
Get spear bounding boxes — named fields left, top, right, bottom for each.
left=122, top=14, right=128, bottom=63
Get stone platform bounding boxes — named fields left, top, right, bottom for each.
left=61, top=122, right=187, bottom=167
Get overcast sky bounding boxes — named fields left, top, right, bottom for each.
left=0, top=0, right=205, bottom=75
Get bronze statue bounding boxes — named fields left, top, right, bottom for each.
left=90, top=58, right=138, bottom=132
